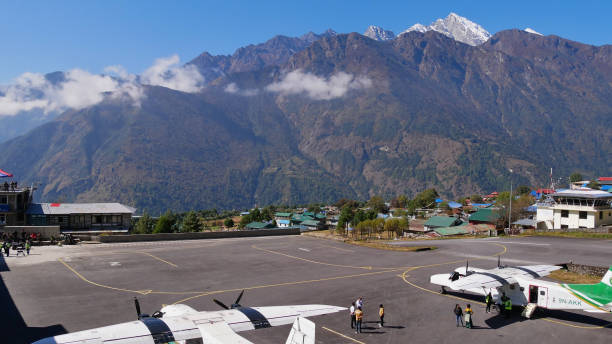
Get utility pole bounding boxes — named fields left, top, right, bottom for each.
left=508, top=169, right=513, bottom=234
left=509, top=180, right=512, bottom=233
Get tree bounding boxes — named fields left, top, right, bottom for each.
left=261, top=206, right=275, bottom=221
left=413, top=189, right=439, bottom=209
left=367, top=195, right=388, bottom=214
left=496, top=192, right=534, bottom=228
left=154, top=211, right=175, bottom=233
left=133, top=212, right=154, bottom=234
left=336, top=207, right=354, bottom=236
left=181, top=211, right=200, bottom=232
left=516, top=185, right=531, bottom=195
left=224, top=217, right=234, bottom=228
left=470, top=194, right=484, bottom=204
left=335, top=198, right=360, bottom=209
left=384, top=219, right=399, bottom=239
left=569, top=172, right=583, bottom=183
left=586, top=181, right=600, bottom=190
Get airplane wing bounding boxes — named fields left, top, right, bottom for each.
left=195, top=318, right=254, bottom=344
left=449, top=265, right=561, bottom=290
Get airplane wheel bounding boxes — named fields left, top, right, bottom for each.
left=440, top=287, right=447, bottom=294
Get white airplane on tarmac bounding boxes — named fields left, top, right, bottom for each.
left=430, top=258, right=612, bottom=317
left=33, top=291, right=344, bottom=344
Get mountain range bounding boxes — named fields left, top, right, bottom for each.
left=0, top=13, right=610, bottom=213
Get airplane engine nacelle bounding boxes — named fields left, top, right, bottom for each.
left=160, top=304, right=198, bottom=317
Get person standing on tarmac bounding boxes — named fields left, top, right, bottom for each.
left=454, top=304, right=464, bottom=327
left=504, top=297, right=512, bottom=318
left=355, top=307, right=363, bottom=334
left=350, top=302, right=356, bottom=329
left=485, top=291, right=493, bottom=313
left=464, top=304, right=474, bottom=329
left=25, top=240, right=31, bottom=255
left=379, top=304, right=384, bottom=328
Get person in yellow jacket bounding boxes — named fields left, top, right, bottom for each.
left=355, top=307, right=363, bottom=333
left=504, top=298, right=512, bottom=318
left=464, top=304, right=474, bottom=328
left=379, top=304, right=384, bottom=328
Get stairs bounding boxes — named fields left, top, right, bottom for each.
left=522, top=303, right=537, bottom=318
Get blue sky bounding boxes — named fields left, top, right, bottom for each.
left=1, top=0, right=610, bottom=83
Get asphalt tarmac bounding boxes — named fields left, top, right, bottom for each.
left=1, top=235, right=611, bottom=344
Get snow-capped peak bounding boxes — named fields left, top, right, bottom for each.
left=363, top=25, right=396, bottom=41
left=405, top=23, right=428, bottom=33
left=524, top=28, right=543, bottom=36
left=400, top=12, right=491, bottom=46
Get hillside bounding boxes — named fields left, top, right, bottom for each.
left=0, top=30, right=610, bottom=212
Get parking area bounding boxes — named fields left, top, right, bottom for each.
left=1, top=235, right=611, bottom=343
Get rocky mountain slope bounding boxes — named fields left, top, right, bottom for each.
left=0, top=29, right=610, bottom=212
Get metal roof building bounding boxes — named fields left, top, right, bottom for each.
left=26, top=202, right=136, bottom=233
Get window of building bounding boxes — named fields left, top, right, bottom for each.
left=600, top=212, right=603, bottom=220
left=561, top=225, right=569, bottom=229
left=561, top=210, right=569, bottom=218
left=579, top=211, right=587, bottom=219
left=0, top=196, right=7, bottom=204
left=0, top=214, right=5, bottom=224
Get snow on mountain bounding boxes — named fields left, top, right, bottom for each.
left=400, top=13, right=491, bottom=46
left=524, top=28, right=543, bottom=36
left=405, top=23, right=428, bottom=33
left=363, top=25, right=396, bottom=41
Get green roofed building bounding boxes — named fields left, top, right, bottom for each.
left=245, top=221, right=274, bottom=230
left=300, top=219, right=323, bottom=230
left=434, top=227, right=469, bottom=236
left=275, top=212, right=292, bottom=218
left=469, top=208, right=501, bottom=225
left=424, top=216, right=463, bottom=231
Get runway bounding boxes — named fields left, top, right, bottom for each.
left=1, top=235, right=610, bottom=343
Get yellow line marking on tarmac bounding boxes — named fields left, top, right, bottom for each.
left=58, top=258, right=195, bottom=295
left=170, top=269, right=404, bottom=305
left=318, top=243, right=355, bottom=252
left=322, top=326, right=366, bottom=344
left=137, top=251, right=178, bottom=268
left=252, top=244, right=397, bottom=270
left=252, top=245, right=379, bottom=270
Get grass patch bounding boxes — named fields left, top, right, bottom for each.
left=548, top=269, right=602, bottom=284
left=301, top=231, right=436, bottom=251
left=518, top=231, right=612, bottom=240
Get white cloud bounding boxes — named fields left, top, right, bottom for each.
left=140, top=55, right=204, bottom=93
left=0, top=54, right=204, bottom=116
left=265, top=70, right=372, bottom=100
left=224, top=82, right=259, bottom=96
left=0, top=69, right=143, bottom=116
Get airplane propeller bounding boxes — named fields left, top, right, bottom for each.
left=213, top=290, right=245, bottom=310
left=134, top=297, right=163, bottom=319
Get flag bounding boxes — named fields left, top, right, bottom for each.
left=0, top=169, right=13, bottom=178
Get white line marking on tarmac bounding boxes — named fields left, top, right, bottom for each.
left=298, top=248, right=311, bottom=252
left=486, top=241, right=551, bottom=246
left=109, top=262, right=121, bottom=267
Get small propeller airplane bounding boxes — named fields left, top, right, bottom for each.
left=430, top=257, right=612, bottom=316
left=33, top=291, right=345, bottom=344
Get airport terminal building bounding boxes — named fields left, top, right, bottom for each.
left=26, top=203, right=136, bottom=233
left=536, top=190, right=612, bottom=229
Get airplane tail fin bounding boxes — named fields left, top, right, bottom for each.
left=285, top=317, right=315, bottom=344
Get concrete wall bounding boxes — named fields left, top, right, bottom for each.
left=97, top=228, right=300, bottom=243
